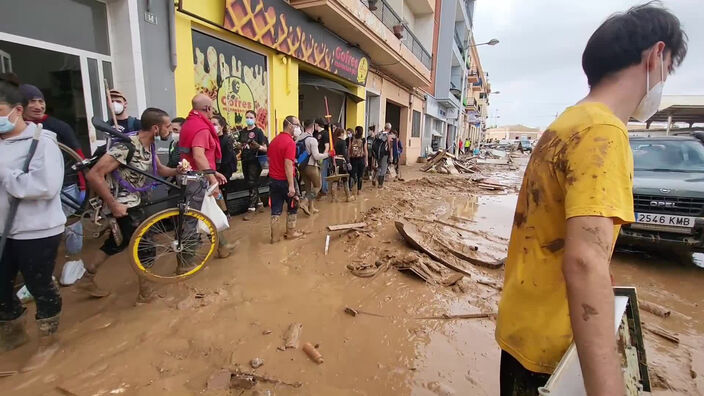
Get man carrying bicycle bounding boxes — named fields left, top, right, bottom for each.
left=77, top=108, right=183, bottom=303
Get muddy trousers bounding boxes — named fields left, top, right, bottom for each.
left=376, top=155, right=389, bottom=186
left=499, top=350, right=550, bottom=396
left=0, top=234, right=62, bottom=321
left=301, top=165, right=321, bottom=201
left=349, top=157, right=365, bottom=191
left=242, top=159, right=262, bottom=210
left=269, top=178, right=298, bottom=216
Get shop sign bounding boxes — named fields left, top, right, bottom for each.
left=192, top=30, right=270, bottom=134
left=224, top=0, right=369, bottom=85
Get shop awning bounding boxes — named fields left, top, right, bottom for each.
left=299, top=73, right=365, bottom=103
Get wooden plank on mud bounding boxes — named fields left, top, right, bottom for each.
left=394, top=220, right=474, bottom=277
left=327, top=222, right=368, bottom=231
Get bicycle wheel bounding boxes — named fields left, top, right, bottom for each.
left=128, top=208, right=219, bottom=283
left=58, top=142, right=91, bottom=224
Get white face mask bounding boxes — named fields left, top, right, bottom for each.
left=112, top=101, right=125, bottom=115
left=293, top=126, right=302, bottom=138
left=632, top=54, right=665, bottom=122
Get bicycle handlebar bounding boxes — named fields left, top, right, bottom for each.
left=91, top=116, right=134, bottom=141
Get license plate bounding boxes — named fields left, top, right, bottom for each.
left=635, top=213, right=696, bottom=228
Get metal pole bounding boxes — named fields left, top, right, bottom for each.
left=666, top=114, right=672, bottom=136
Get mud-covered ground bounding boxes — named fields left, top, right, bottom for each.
left=1, top=160, right=703, bottom=395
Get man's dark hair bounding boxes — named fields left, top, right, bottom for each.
left=303, top=119, right=315, bottom=130
left=314, top=118, right=327, bottom=128
left=0, top=80, right=25, bottom=107
left=582, top=1, right=688, bottom=87
left=172, top=117, right=185, bottom=124
left=0, top=72, right=21, bottom=87
left=283, top=115, right=297, bottom=129
left=141, top=107, right=169, bottom=131
left=369, top=125, right=376, bottom=132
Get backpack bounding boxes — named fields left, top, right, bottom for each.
left=372, top=134, right=388, bottom=159
left=296, top=136, right=314, bottom=168
left=91, top=136, right=136, bottom=164
left=350, top=138, right=364, bottom=158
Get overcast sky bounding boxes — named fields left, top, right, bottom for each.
left=473, top=0, right=703, bottom=129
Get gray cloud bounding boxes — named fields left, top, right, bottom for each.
left=474, top=0, right=703, bottom=129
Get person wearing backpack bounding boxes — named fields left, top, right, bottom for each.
left=296, top=120, right=328, bottom=215
left=348, top=126, right=367, bottom=193
left=0, top=78, right=66, bottom=371
left=108, top=89, right=141, bottom=133
left=390, top=130, right=403, bottom=181
left=372, top=123, right=392, bottom=188
left=365, top=125, right=376, bottom=181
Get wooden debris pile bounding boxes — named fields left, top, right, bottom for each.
left=420, top=150, right=479, bottom=175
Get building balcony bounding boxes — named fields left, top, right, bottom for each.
left=464, top=96, right=477, bottom=111
left=468, top=71, right=479, bottom=84
left=290, top=0, right=431, bottom=87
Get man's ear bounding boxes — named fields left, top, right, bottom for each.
left=646, top=41, right=666, bottom=72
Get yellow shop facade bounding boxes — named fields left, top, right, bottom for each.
left=174, top=0, right=368, bottom=141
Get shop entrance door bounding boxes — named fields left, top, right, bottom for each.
left=0, top=37, right=113, bottom=154
left=385, top=101, right=401, bottom=132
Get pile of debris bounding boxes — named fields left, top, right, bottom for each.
left=420, top=150, right=479, bottom=174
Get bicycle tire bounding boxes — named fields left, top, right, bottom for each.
left=128, top=208, right=219, bottom=284
left=58, top=142, right=91, bottom=224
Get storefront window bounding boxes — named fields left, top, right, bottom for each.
left=412, top=110, right=421, bottom=138
left=0, top=40, right=92, bottom=153
left=0, top=0, right=110, bottom=55
left=192, top=30, right=270, bottom=136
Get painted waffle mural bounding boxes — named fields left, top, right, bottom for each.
left=224, top=0, right=369, bottom=85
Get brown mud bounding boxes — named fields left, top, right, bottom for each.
left=1, top=160, right=702, bottom=395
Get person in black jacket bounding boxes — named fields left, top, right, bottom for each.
left=212, top=114, right=237, bottom=216
left=239, top=110, right=268, bottom=221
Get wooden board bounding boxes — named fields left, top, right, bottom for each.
left=327, top=222, right=368, bottom=231
left=394, top=221, right=473, bottom=277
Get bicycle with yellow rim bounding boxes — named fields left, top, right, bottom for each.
left=63, top=117, right=221, bottom=283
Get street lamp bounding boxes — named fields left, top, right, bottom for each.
left=470, top=39, right=500, bottom=47
left=492, top=91, right=501, bottom=95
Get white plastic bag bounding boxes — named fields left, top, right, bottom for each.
left=60, top=259, right=86, bottom=286
left=198, top=194, right=229, bottom=234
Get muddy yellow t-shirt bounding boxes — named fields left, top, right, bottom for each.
left=495, top=102, right=634, bottom=374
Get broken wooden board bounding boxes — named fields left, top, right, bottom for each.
left=421, top=152, right=447, bottom=171
left=435, top=237, right=504, bottom=269
left=327, top=222, right=368, bottom=231
left=445, top=158, right=460, bottom=175
left=394, top=221, right=473, bottom=277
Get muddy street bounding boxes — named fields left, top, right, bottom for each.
left=1, top=162, right=703, bottom=395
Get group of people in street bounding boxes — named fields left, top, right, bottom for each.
left=0, top=69, right=405, bottom=371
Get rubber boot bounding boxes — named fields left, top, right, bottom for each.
left=217, top=233, right=236, bottom=259
left=300, top=198, right=311, bottom=216
left=309, top=198, right=320, bottom=214
left=21, top=314, right=60, bottom=372
left=243, top=208, right=255, bottom=221
left=270, top=216, right=283, bottom=244
left=74, top=271, right=110, bottom=298
left=136, top=277, right=156, bottom=305
left=377, top=176, right=384, bottom=188
left=285, top=214, right=303, bottom=240
left=0, top=311, right=29, bottom=353
left=344, top=181, right=354, bottom=202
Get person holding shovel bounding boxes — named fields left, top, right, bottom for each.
left=0, top=78, right=66, bottom=372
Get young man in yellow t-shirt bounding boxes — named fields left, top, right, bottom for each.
left=496, top=3, right=688, bottom=395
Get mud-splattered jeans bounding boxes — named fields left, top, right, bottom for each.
left=242, top=159, right=262, bottom=210
left=0, top=234, right=62, bottom=321
left=499, top=350, right=550, bottom=396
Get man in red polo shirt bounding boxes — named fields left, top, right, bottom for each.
left=267, top=115, right=303, bottom=243
left=179, top=94, right=235, bottom=257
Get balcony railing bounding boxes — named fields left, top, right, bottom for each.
left=361, top=0, right=433, bottom=70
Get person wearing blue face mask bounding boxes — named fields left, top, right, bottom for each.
left=0, top=77, right=65, bottom=372
left=238, top=109, right=268, bottom=221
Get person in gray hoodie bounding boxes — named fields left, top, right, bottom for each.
left=0, top=79, right=65, bottom=371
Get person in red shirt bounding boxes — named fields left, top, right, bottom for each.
left=179, top=94, right=235, bottom=257
left=267, top=115, right=303, bottom=243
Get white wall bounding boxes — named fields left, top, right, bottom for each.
left=415, top=14, right=434, bottom=51
left=106, top=0, right=147, bottom=114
